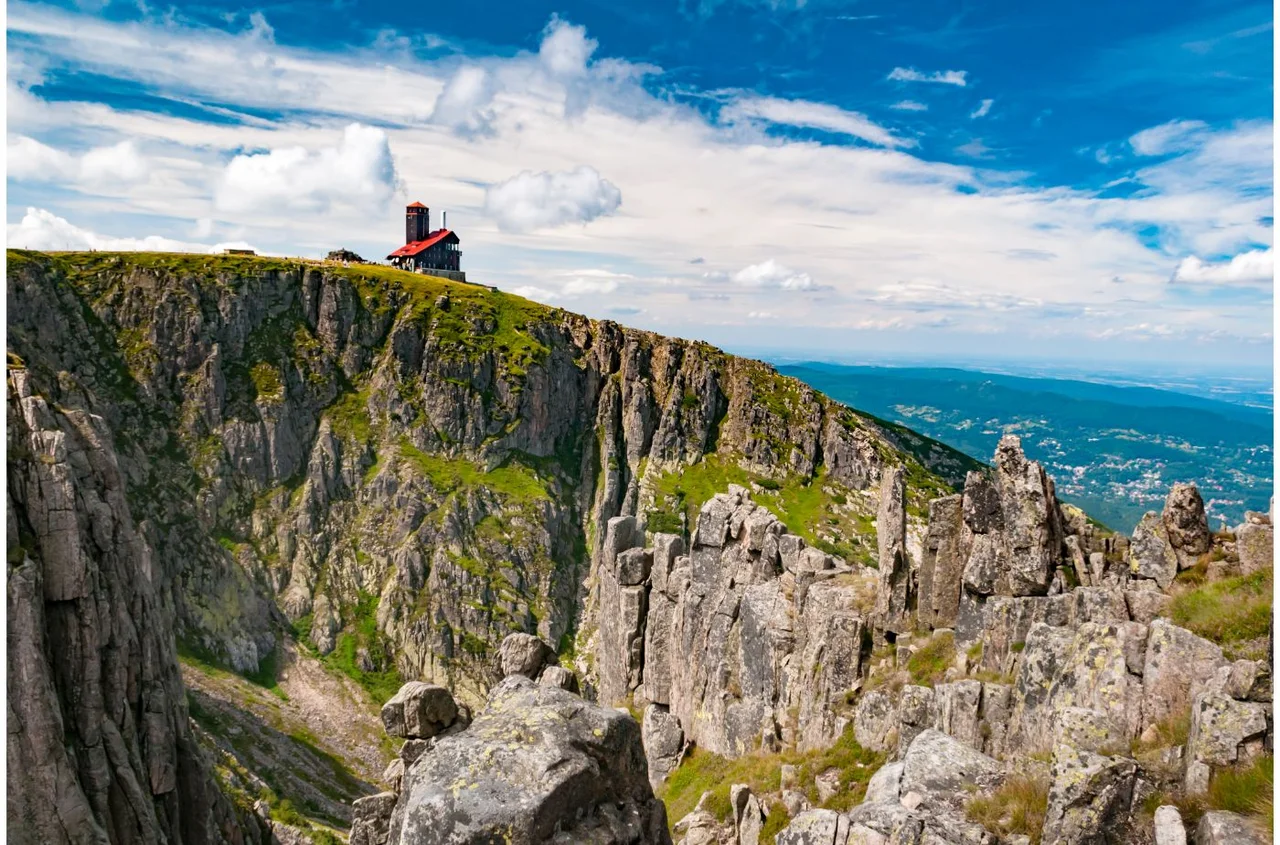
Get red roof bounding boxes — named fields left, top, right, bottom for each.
left=406, top=201, right=427, bottom=209
left=387, top=229, right=454, bottom=258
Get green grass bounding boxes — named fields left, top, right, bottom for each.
left=1208, top=755, right=1274, bottom=836
left=1170, top=569, right=1271, bottom=657
left=249, top=362, right=284, bottom=400
left=906, top=632, right=955, bottom=688
left=650, top=456, right=876, bottom=566
left=328, top=388, right=374, bottom=442
left=398, top=439, right=549, bottom=503
left=319, top=591, right=404, bottom=705
left=1147, top=756, right=1273, bottom=837
left=659, top=723, right=885, bottom=833
left=966, top=775, right=1050, bottom=844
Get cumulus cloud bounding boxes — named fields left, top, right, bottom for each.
left=483, top=166, right=622, bottom=233
left=215, top=123, right=397, bottom=214
left=1171, top=248, right=1272, bottom=286
left=428, top=65, right=497, bottom=138
left=970, top=99, right=993, bottom=119
left=8, top=136, right=149, bottom=186
left=724, top=96, right=910, bottom=148
left=7, top=207, right=255, bottom=253
left=539, top=15, right=597, bottom=78
left=1130, top=120, right=1209, bottom=156
left=887, top=67, right=968, bottom=86
left=733, top=260, right=818, bottom=291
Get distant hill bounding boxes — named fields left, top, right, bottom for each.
left=779, top=362, right=1274, bottom=531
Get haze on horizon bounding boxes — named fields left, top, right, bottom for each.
left=5, top=0, right=1274, bottom=370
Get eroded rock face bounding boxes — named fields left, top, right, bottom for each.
left=386, top=675, right=669, bottom=845
left=6, top=370, right=263, bottom=845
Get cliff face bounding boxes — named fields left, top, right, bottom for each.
left=6, top=251, right=978, bottom=841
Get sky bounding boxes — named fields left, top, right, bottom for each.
left=5, top=0, right=1275, bottom=370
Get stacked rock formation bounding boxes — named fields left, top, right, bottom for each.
left=597, top=485, right=879, bottom=773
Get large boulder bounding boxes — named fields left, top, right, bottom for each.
left=899, top=729, right=1003, bottom=811
left=1194, top=811, right=1267, bottom=845
left=1236, top=519, right=1273, bottom=576
left=1141, top=621, right=1226, bottom=732
left=380, top=682, right=459, bottom=740
left=919, top=494, right=967, bottom=630
left=499, top=632, right=555, bottom=680
left=1162, top=483, right=1211, bottom=570
left=1128, top=512, right=1178, bottom=589
left=1183, top=689, right=1270, bottom=793
left=775, top=809, right=850, bottom=845
left=386, top=675, right=669, bottom=844
left=1040, top=746, right=1137, bottom=845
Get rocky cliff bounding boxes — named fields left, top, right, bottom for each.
left=6, top=250, right=979, bottom=842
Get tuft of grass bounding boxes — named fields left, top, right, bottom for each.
left=1145, top=756, right=1273, bottom=837
left=1170, top=570, right=1271, bottom=656
left=659, top=723, right=884, bottom=833
left=398, top=439, right=549, bottom=504
left=966, top=775, right=1050, bottom=844
left=758, top=803, right=791, bottom=842
left=906, top=632, right=955, bottom=688
left=1208, top=755, right=1273, bottom=835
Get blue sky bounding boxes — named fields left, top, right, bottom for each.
left=6, top=0, right=1274, bottom=369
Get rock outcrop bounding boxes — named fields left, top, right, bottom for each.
left=603, top=488, right=875, bottom=756
left=356, top=676, right=669, bottom=845
left=7, top=368, right=264, bottom=844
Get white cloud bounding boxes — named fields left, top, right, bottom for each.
left=7, top=207, right=255, bottom=253
left=8, top=136, right=150, bottom=186
left=511, top=285, right=560, bottom=301
left=483, top=166, right=622, bottom=233
left=891, top=100, right=928, bottom=112
left=215, top=123, right=398, bottom=214
left=539, top=15, right=597, bottom=78
left=887, top=67, right=968, bottom=86
left=1171, top=248, right=1272, bottom=285
left=1130, top=119, right=1209, bottom=156
left=970, top=99, right=993, bottom=119
left=724, top=96, right=910, bottom=147
left=746, top=310, right=778, bottom=320
left=428, top=65, right=497, bottom=138
left=733, top=259, right=818, bottom=291
left=561, top=276, right=619, bottom=296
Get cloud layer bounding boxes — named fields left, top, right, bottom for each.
left=3, top=4, right=1272, bottom=365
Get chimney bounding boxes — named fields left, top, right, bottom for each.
left=443, top=211, right=447, bottom=230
